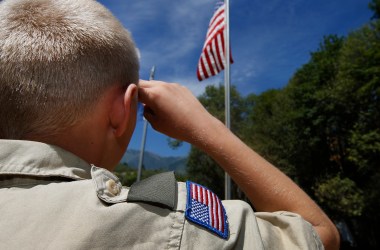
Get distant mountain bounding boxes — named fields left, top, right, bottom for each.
left=121, top=149, right=187, bottom=174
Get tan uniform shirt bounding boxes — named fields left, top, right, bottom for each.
left=0, top=140, right=323, bottom=249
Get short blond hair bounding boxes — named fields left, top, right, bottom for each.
left=0, top=0, right=139, bottom=139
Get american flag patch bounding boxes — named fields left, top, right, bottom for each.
left=185, top=181, right=228, bottom=239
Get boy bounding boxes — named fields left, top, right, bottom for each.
left=0, top=0, right=339, bottom=249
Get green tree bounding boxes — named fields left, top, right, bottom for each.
left=114, top=163, right=138, bottom=186
left=249, top=35, right=345, bottom=190
left=369, top=0, right=380, bottom=19
left=334, top=21, right=380, bottom=176
left=314, top=175, right=365, bottom=217
left=242, top=90, right=298, bottom=178
left=248, top=30, right=379, bottom=247
left=330, top=19, right=380, bottom=248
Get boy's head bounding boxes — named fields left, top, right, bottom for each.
left=0, top=0, right=139, bottom=140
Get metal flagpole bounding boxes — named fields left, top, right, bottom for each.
left=137, top=65, right=156, bottom=182
left=224, top=0, right=232, bottom=200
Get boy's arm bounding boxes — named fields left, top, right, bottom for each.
left=138, top=80, right=340, bottom=250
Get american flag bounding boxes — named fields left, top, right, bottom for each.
left=185, top=181, right=228, bottom=239
left=196, top=2, right=233, bottom=81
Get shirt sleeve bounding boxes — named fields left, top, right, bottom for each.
left=179, top=185, right=323, bottom=250
left=255, top=211, right=324, bottom=250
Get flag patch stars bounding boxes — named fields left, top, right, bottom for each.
left=185, top=181, right=229, bottom=239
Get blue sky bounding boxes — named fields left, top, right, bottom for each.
left=98, top=0, right=373, bottom=158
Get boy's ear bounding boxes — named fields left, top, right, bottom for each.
left=110, top=84, right=138, bottom=137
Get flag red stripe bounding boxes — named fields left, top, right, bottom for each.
left=191, top=183, right=226, bottom=233
left=213, top=193, right=219, bottom=230
left=204, top=22, right=225, bottom=49
left=197, top=3, right=232, bottom=81
left=207, top=17, right=224, bottom=40
left=220, top=200, right=225, bottom=232
left=204, top=28, right=224, bottom=55
left=202, top=186, right=206, bottom=204
left=200, top=56, right=209, bottom=79
left=215, top=193, right=220, bottom=231
left=207, top=190, right=212, bottom=223
left=197, top=66, right=203, bottom=81
left=209, top=6, right=225, bottom=27
left=211, top=192, right=215, bottom=228
left=197, top=59, right=205, bottom=81
left=217, top=33, right=225, bottom=68
left=221, top=31, right=225, bottom=59
left=215, top=33, right=224, bottom=69
left=200, top=30, right=225, bottom=79
left=204, top=47, right=216, bottom=76
left=197, top=185, right=201, bottom=202
left=211, top=39, right=222, bottom=72
left=207, top=45, right=219, bottom=74
left=200, top=185, right=204, bottom=203
left=205, top=189, right=209, bottom=206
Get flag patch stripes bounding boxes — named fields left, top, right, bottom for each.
left=185, top=181, right=229, bottom=239
left=196, top=3, right=233, bottom=81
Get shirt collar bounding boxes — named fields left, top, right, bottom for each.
left=0, top=139, right=91, bottom=180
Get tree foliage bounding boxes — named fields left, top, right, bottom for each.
left=369, top=0, right=380, bottom=19
left=314, top=175, right=365, bottom=217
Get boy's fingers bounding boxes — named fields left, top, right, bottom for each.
left=138, top=79, right=166, bottom=88
left=137, top=85, right=151, bottom=103
left=138, top=79, right=152, bottom=88
left=143, top=106, right=156, bottom=120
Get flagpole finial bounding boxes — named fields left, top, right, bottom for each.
left=149, top=65, right=156, bottom=80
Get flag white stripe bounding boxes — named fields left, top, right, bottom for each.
left=206, top=45, right=218, bottom=74
left=216, top=196, right=220, bottom=231
left=204, top=22, right=224, bottom=49
left=207, top=190, right=212, bottom=223
left=201, top=53, right=212, bottom=77
left=197, top=61, right=205, bottom=80
left=209, top=4, right=225, bottom=26
left=217, top=200, right=222, bottom=231
left=201, top=59, right=208, bottom=79
left=211, top=39, right=222, bottom=72
left=212, top=193, right=217, bottom=228
left=217, top=34, right=225, bottom=67
left=202, top=186, right=206, bottom=204
left=207, top=12, right=225, bottom=37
